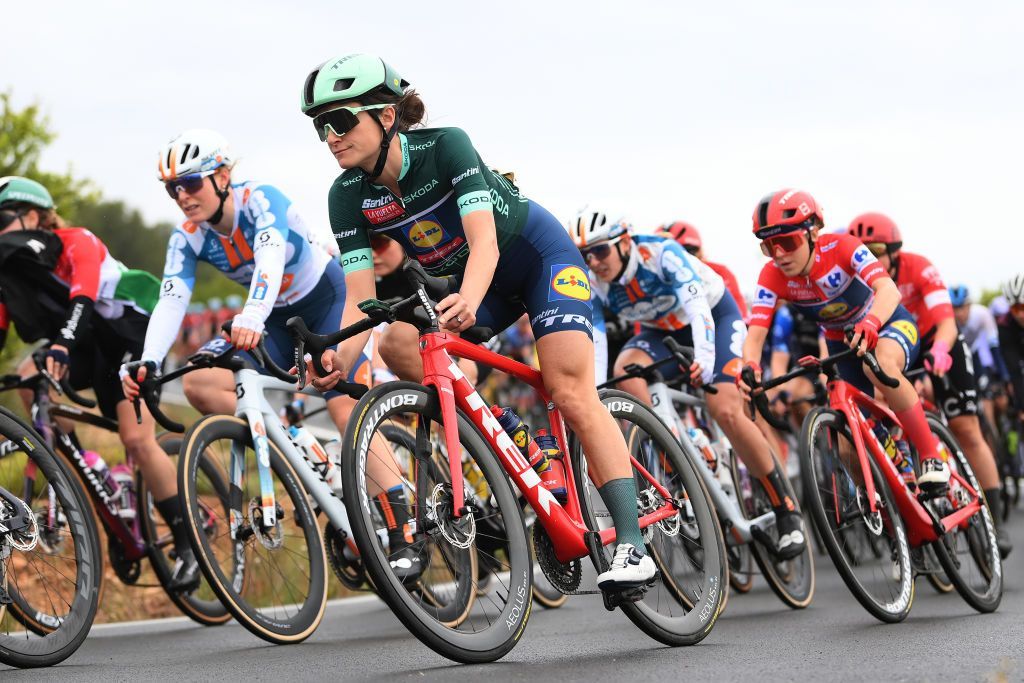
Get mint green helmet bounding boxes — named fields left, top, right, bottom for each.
left=300, top=54, right=408, bottom=115
left=0, top=176, right=55, bottom=210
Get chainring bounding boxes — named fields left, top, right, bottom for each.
left=108, top=536, right=141, bottom=584
left=325, top=523, right=368, bottom=591
left=532, top=522, right=581, bottom=594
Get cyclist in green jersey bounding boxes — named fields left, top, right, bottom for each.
left=299, top=54, right=655, bottom=589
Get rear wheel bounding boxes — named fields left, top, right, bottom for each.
left=178, top=415, right=326, bottom=644
left=574, top=390, right=726, bottom=646
left=139, top=433, right=232, bottom=626
left=926, top=415, right=1002, bottom=612
left=799, top=407, right=913, bottom=623
left=0, top=408, right=100, bottom=669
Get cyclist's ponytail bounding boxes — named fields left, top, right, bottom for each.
left=361, top=89, right=426, bottom=132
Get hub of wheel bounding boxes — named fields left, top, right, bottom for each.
left=856, top=487, right=884, bottom=536
left=425, top=483, right=475, bottom=549
left=248, top=499, right=284, bottom=550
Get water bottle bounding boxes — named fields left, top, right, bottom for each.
left=82, top=450, right=121, bottom=501
left=289, top=425, right=342, bottom=493
left=491, top=406, right=568, bottom=503
left=533, top=429, right=568, bottom=503
left=687, top=427, right=718, bottom=473
left=872, top=423, right=916, bottom=488
left=110, top=464, right=137, bottom=522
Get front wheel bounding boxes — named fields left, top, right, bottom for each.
left=178, top=415, right=327, bottom=644
left=343, top=382, right=531, bottom=664
left=799, top=407, right=913, bottom=623
left=0, top=408, right=101, bottom=669
left=574, top=390, right=727, bottom=646
left=926, top=415, right=1002, bottom=613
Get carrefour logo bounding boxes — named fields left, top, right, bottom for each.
left=407, top=220, right=445, bottom=249
left=550, top=266, right=591, bottom=301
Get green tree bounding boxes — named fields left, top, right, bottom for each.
left=0, top=90, right=98, bottom=222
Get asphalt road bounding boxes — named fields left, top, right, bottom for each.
left=6, top=508, right=1023, bottom=682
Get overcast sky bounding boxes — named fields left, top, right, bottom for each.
left=4, top=1, right=1020, bottom=296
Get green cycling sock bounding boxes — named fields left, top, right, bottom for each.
left=598, top=477, right=646, bottom=552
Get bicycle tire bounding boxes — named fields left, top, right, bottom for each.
left=799, top=407, right=913, bottom=623
left=3, top=440, right=107, bottom=638
left=378, top=423, right=478, bottom=625
left=343, top=382, right=530, bottom=664
left=722, top=451, right=755, bottom=595
left=926, top=415, right=1002, bottom=613
left=0, top=407, right=101, bottom=669
left=736, top=450, right=815, bottom=609
left=139, top=434, right=232, bottom=626
left=178, top=415, right=327, bottom=644
left=574, top=389, right=726, bottom=647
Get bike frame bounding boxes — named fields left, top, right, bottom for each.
left=825, top=377, right=982, bottom=547
left=419, top=331, right=679, bottom=564
left=647, top=381, right=775, bottom=546
left=230, top=369, right=356, bottom=550
left=19, top=380, right=147, bottom=560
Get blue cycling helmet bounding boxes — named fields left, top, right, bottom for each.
left=948, top=284, right=970, bottom=307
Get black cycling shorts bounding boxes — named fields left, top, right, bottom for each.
left=915, top=334, right=979, bottom=419
left=68, top=309, right=149, bottom=419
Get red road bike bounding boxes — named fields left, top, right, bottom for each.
left=746, top=342, right=1002, bottom=622
left=290, top=263, right=727, bottom=663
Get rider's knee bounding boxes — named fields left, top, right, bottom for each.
left=181, top=372, right=209, bottom=410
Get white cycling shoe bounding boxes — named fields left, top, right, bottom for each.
left=918, top=457, right=951, bottom=496
left=597, top=543, right=656, bottom=590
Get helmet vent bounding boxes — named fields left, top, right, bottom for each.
left=757, top=199, right=769, bottom=228
left=303, top=70, right=319, bottom=106
left=332, top=78, right=355, bottom=93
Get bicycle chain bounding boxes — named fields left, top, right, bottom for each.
left=532, top=522, right=583, bottom=595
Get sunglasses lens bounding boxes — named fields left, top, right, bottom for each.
left=581, top=244, right=612, bottom=261
left=165, top=176, right=205, bottom=199
left=761, top=233, right=803, bottom=256
left=370, top=235, right=390, bottom=254
left=313, top=108, right=360, bottom=141
left=684, top=245, right=700, bottom=256
left=865, top=242, right=889, bottom=257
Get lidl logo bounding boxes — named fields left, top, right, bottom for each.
left=890, top=319, right=918, bottom=346
left=407, top=220, right=445, bottom=249
left=550, top=265, right=591, bottom=302
left=513, top=431, right=528, bottom=448
left=820, top=302, right=849, bottom=319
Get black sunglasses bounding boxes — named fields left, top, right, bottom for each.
left=312, top=104, right=392, bottom=142
left=580, top=237, right=624, bottom=262
left=165, top=174, right=209, bottom=200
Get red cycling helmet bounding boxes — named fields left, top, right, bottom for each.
left=848, top=212, right=902, bottom=250
left=752, top=189, right=823, bottom=239
left=658, top=221, right=702, bottom=250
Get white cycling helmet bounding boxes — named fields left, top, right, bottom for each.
left=1003, top=274, right=1024, bottom=306
left=990, top=294, right=1010, bottom=317
left=568, top=208, right=631, bottom=249
left=157, top=128, right=233, bottom=181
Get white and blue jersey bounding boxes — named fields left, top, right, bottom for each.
left=142, top=181, right=332, bottom=363
left=593, top=234, right=738, bottom=384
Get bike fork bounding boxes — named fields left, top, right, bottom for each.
left=240, top=409, right=277, bottom=529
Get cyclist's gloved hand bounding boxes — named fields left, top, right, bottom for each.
left=925, top=339, right=953, bottom=376
left=119, top=359, right=158, bottom=401
left=45, top=345, right=71, bottom=381
left=690, top=353, right=715, bottom=387
left=849, top=314, right=881, bottom=354
left=231, top=312, right=265, bottom=351
left=735, top=360, right=762, bottom=398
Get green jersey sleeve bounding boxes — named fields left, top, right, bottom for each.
left=328, top=174, right=373, bottom=274
left=436, top=128, right=493, bottom=218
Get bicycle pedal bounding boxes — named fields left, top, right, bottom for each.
left=601, top=584, right=650, bottom=611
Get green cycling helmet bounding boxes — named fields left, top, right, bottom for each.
left=0, top=176, right=54, bottom=210
left=300, top=53, right=408, bottom=115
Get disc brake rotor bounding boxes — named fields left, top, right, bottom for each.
left=425, top=483, right=475, bottom=550
left=247, top=499, right=284, bottom=550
